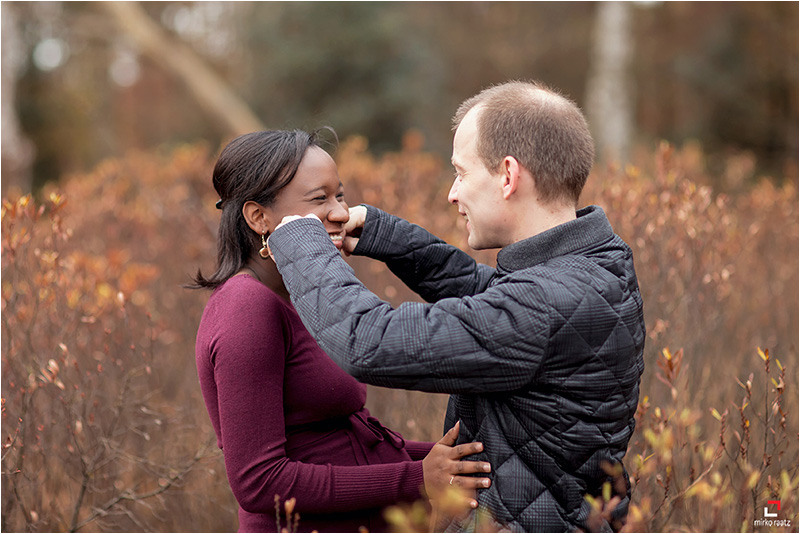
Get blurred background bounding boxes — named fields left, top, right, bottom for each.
left=3, top=1, right=797, bottom=193
left=1, top=2, right=797, bottom=533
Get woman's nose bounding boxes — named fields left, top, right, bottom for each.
left=328, top=200, right=350, bottom=223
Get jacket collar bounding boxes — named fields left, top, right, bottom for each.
left=496, top=205, right=614, bottom=273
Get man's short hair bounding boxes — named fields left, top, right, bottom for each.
left=453, top=80, right=595, bottom=206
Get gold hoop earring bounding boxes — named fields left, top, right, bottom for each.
left=258, top=232, right=270, bottom=259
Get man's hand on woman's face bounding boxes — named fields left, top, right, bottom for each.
left=275, top=213, right=321, bottom=232
left=342, top=205, right=367, bottom=256
left=271, top=207, right=365, bottom=257
left=266, top=214, right=321, bottom=261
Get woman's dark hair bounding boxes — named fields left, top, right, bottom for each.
left=189, top=128, right=335, bottom=290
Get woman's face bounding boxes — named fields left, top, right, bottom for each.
left=266, top=146, right=350, bottom=249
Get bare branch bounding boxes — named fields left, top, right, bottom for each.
left=99, top=1, right=265, bottom=137
left=70, top=446, right=208, bottom=533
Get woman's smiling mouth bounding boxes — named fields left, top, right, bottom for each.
left=329, top=232, right=344, bottom=248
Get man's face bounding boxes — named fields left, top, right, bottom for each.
left=449, top=106, right=506, bottom=250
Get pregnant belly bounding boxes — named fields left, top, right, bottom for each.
left=285, top=411, right=412, bottom=466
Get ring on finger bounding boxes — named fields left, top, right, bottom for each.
left=449, top=476, right=455, bottom=485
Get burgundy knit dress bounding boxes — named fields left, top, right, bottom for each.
left=195, top=274, right=433, bottom=532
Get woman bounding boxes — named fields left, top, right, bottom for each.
left=192, top=129, right=491, bottom=533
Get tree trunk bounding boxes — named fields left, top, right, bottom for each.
left=100, top=1, right=264, bottom=137
left=585, top=1, right=634, bottom=164
left=2, top=2, right=35, bottom=196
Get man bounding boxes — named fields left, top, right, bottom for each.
left=268, top=80, right=645, bottom=532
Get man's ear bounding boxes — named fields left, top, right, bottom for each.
left=242, top=201, right=272, bottom=234
left=500, top=156, right=521, bottom=200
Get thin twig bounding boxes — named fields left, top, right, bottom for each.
left=70, top=447, right=206, bottom=532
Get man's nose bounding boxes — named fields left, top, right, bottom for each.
left=447, top=177, right=459, bottom=205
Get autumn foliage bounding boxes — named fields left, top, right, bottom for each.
left=2, top=137, right=797, bottom=532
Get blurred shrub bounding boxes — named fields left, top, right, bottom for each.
left=585, top=142, right=799, bottom=403
left=2, top=136, right=797, bottom=532
left=1, top=146, right=234, bottom=532
left=617, top=346, right=797, bottom=533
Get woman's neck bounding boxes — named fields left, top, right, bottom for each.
left=240, top=255, right=290, bottom=301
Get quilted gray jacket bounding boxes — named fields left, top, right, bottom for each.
left=269, top=205, right=645, bottom=532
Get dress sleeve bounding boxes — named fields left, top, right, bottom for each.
left=211, top=284, right=425, bottom=515
left=404, top=441, right=436, bottom=461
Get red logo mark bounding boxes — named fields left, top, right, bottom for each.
left=765, top=500, right=781, bottom=518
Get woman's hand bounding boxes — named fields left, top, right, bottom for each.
left=422, top=421, right=491, bottom=510
left=342, top=205, right=367, bottom=256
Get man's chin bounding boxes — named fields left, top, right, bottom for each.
left=467, top=235, right=484, bottom=250
left=468, top=234, right=503, bottom=251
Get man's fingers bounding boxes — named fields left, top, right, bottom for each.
left=343, top=219, right=362, bottom=235
left=438, top=421, right=460, bottom=446
left=342, top=205, right=366, bottom=256
left=275, top=213, right=321, bottom=232
left=344, top=205, right=367, bottom=234
left=342, top=236, right=359, bottom=256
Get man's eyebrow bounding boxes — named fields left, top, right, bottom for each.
left=451, top=158, right=463, bottom=169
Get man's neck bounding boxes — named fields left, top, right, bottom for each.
left=509, top=201, right=576, bottom=245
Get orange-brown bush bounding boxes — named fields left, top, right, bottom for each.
left=2, top=136, right=797, bottom=532
left=580, top=143, right=798, bottom=532
left=1, top=147, right=233, bottom=532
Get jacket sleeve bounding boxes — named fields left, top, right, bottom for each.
left=352, top=205, right=496, bottom=302
left=269, top=218, right=550, bottom=394
left=211, top=285, right=425, bottom=515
